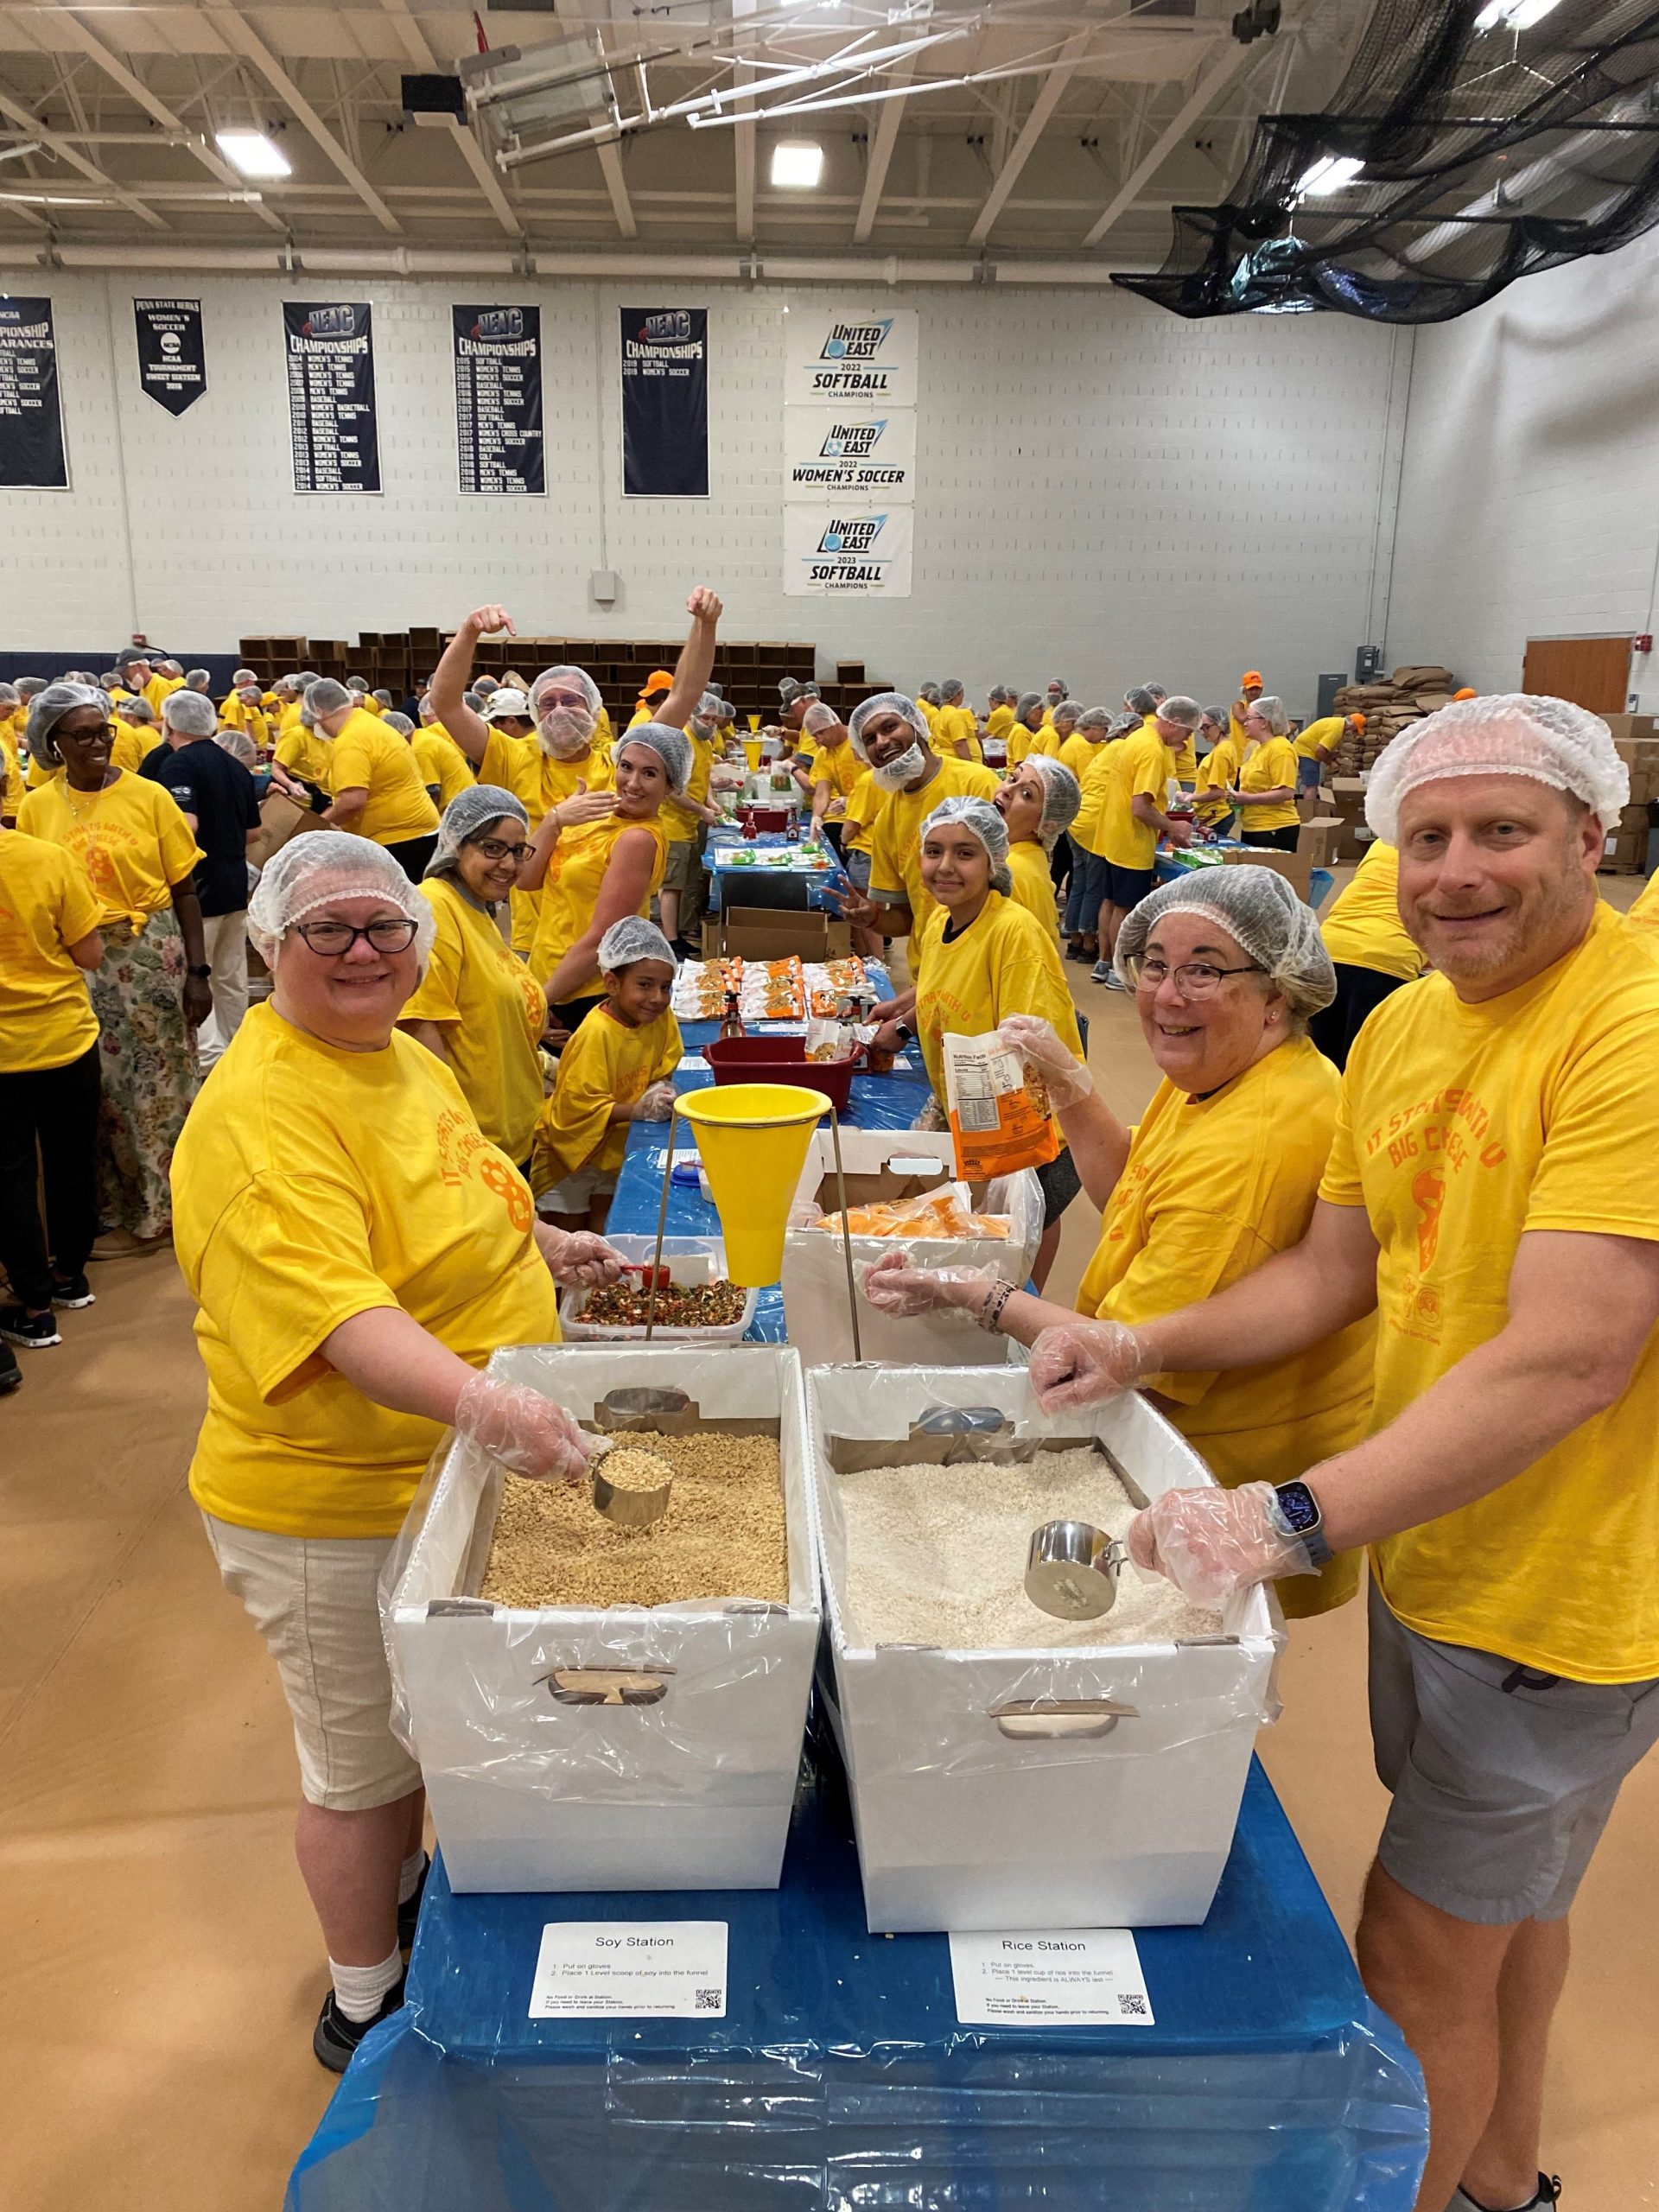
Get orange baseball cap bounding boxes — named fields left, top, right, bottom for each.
left=1351, top=711, right=1367, bottom=731
left=638, top=669, right=674, bottom=704
left=1452, top=686, right=1478, bottom=700
left=1242, top=671, right=1264, bottom=689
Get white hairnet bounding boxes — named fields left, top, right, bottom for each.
left=530, top=664, right=601, bottom=717
left=1077, top=707, right=1113, bottom=733
left=1125, top=688, right=1159, bottom=717
left=385, top=712, right=414, bottom=736
left=1113, top=864, right=1335, bottom=1017
left=118, top=696, right=156, bottom=723
left=1160, top=695, right=1204, bottom=730
left=598, top=916, right=677, bottom=973
left=1364, top=692, right=1628, bottom=842
left=538, top=704, right=599, bottom=760
left=941, top=679, right=965, bottom=702
left=426, top=784, right=530, bottom=880
left=247, top=831, right=436, bottom=970
left=618, top=720, right=691, bottom=794
left=306, top=677, right=353, bottom=718
left=848, top=691, right=929, bottom=761
left=186, top=669, right=211, bottom=689
left=215, top=728, right=258, bottom=767
left=921, top=795, right=1014, bottom=897
left=802, top=700, right=840, bottom=737
left=1015, top=691, right=1045, bottom=717
left=1023, top=753, right=1083, bottom=850
left=25, top=681, right=109, bottom=765
left=1050, top=699, right=1081, bottom=728
left=162, top=689, right=218, bottom=739
left=1246, top=695, right=1290, bottom=738
left=482, top=688, right=531, bottom=724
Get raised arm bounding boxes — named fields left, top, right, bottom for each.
left=541, top=830, right=659, bottom=1007
left=431, top=606, right=512, bottom=766
left=657, top=588, right=723, bottom=733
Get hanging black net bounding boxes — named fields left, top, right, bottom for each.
left=1115, top=0, right=1659, bottom=321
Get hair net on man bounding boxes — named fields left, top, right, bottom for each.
left=802, top=700, right=841, bottom=739
left=1077, top=706, right=1112, bottom=733
left=302, top=677, right=353, bottom=726
left=1023, top=754, right=1083, bottom=851
left=598, top=915, right=677, bottom=973
left=941, top=679, right=965, bottom=702
left=921, top=795, right=1014, bottom=897
left=118, top=697, right=157, bottom=725
left=1125, top=687, right=1158, bottom=718
left=529, top=664, right=601, bottom=718
left=247, top=830, right=437, bottom=970
left=848, top=691, right=930, bottom=762
left=426, top=783, right=530, bottom=881
left=918, top=683, right=941, bottom=705
left=1015, top=690, right=1045, bottom=718
left=1364, top=692, right=1628, bottom=843
left=215, top=728, right=258, bottom=768
left=618, top=719, right=691, bottom=793
left=1113, top=864, right=1335, bottom=1017
left=0, top=682, right=20, bottom=709
left=383, top=712, right=414, bottom=736
left=186, top=669, right=211, bottom=690
left=1247, top=695, right=1291, bottom=738
left=26, top=681, right=110, bottom=766
left=1050, top=699, right=1081, bottom=728
left=1109, top=711, right=1141, bottom=739
left=162, top=689, right=218, bottom=740
left=1159, top=695, right=1205, bottom=730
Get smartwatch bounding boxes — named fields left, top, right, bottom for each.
left=1273, top=1480, right=1332, bottom=1567
left=895, top=1021, right=914, bottom=1045
left=188, top=964, right=213, bottom=980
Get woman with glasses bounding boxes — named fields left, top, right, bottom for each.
left=398, top=787, right=551, bottom=1173
left=172, top=832, right=627, bottom=2074
left=866, top=866, right=1373, bottom=1618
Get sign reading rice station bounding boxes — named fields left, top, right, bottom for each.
left=784, top=307, right=918, bottom=407
left=784, top=505, right=913, bottom=597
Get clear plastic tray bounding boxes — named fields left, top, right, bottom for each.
left=559, top=1234, right=758, bottom=1342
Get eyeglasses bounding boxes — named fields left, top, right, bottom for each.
left=470, top=836, right=532, bottom=864
left=1126, top=957, right=1262, bottom=999
left=292, top=918, right=420, bottom=957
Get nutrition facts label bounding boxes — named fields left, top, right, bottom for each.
left=453, top=303, right=544, bottom=496
left=949, top=1928, right=1154, bottom=2026
left=528, top=1922, right=729, bottom=2019
left=283, top=301, right=380, bottom=494
left=0, top=296, right=67, bottom=489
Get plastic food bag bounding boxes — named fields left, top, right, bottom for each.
left=810, top=1184, right=1011, bottom=1239
left=941, top=1030, right=1060, bottom=1179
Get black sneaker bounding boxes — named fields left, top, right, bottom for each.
left=50, top=1274, right=95, bottom=1310
left=313, top=1975, right=407, bottom=2075
left=1453, top=2177, right=1561, bottom=2211
left=0, top=1306, right=60, bottom=1350
left=397, top=1853, right=430, bottom=1952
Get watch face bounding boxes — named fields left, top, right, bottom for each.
left=1275, top=1482, right=1320, bottom=1535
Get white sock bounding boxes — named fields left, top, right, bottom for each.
left=329, top=1947, right=403, bottom=2024
left=397, top=1848, right=427, bottom=1905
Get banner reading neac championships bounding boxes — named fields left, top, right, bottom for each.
left=620, top=307, right=709, bottom=499
left=784, top=406, right=916, bottom=500
left=783, top=505, right=913, bottom=597
left=453, top=303, right=544, bottom=496
left=783, top=308, right=918, bottom=407
left=0, top=296, right=67, bottom=488
left=283, top=302, right=381, bottom=494
left=133, top=298, right=207, bottom=417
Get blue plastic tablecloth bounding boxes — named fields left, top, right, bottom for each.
left=707, top=830, right=849, bottom=912
left=287, top=1741, right=1426, bottom=2211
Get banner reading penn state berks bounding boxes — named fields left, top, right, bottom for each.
left=453, top=303, right=544, bottom=496
left=620, top=307, right=709, bottom=499
left=784, top=505, right=912, bottom=597
left=283, top=301, right=381, bottom=494
left=133, top=297, right=207, bottom=417
left=0, top=296, right=67, bottom=488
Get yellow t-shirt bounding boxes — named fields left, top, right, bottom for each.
left=530, top=815, right=670, bottom=995
left=986, top=704, right=1014, bottom=742
left=1192, top=733, right=1243, bottom=825
left=0, top=830, right=103, bottom=1071
left=325, top=708, right=440, bottom=846
left=16, top=766, right=201, bottom=928
left=1058, top=733, right=1104, bottom=788
left=113, top=721, right=163, bottom=770
left=1096, top=728, right=1176, bottom=871
left=1, top=730, right=24, bottom=820
left=358, top=693, right=387, bottom=718
left=912, top=892, right=1082, bottom=1110
left=661, top=727, right=715, bottom=845
left=1624, top=872, right=1659, bottom=931
left=274, top=721, right=332, bottom=791
left=868, top=757, right=1000, bottom=927
left=1237, top=734, right=1300, bottom=832
left=219, top=695, right=271, bottom=753
left=480, top=730, right=614, bottom=830
left=1078, top=1036, right=1374, bottom=1618
left=174, top=1004, right=557, bottom=1541
left=811, top=739, right=865, bottom=808
left=1006, top=721, right=1061, bottom=770
left=403, top=876, right=550, bottom=1165
left=411, top=728, right=476, bottom=813
left=530, top=1002, right=682, bottom=1196
left=933, top=704, right=982, bottom=763
left=840, top=768, right=884, bottom=855
left=1319, top=842, right=1423, bottom=984
left=1297, top=715, right=1344, bottom=763
left=917, top=697, right=940, bottom=741
left=1320, top=903, right=1659, bottom=1679
left=1006, top=839, right=1061, bottom=944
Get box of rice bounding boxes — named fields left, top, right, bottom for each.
left=807, top=1364, right=1280, bottom=1934
left=385, top=1344, right=818, bottom=1894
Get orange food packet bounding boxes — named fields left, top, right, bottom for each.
left=941, top=1031, right=1059, bottom=1179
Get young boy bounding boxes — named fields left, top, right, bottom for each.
left=531, top=918, right=682, bottom=1231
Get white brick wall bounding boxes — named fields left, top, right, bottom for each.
left=7, top=270, right=1400, bottom=714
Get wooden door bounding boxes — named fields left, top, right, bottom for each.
left=1522, top=635, right=1632, bottom=711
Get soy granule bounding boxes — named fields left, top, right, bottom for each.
left=480, top=1430, right=789, bottom=1610
left=833, top=1445, right=1222, bottom=1650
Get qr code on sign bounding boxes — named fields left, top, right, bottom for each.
left=695, top=1987, right=721, bottom=2010
left=1117, top=1993, right=1148, bottom=2017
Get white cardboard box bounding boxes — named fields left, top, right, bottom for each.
left=807, top=1364, right=1280, bottom=1934
left=386, top=1344, right=819, bottom=1894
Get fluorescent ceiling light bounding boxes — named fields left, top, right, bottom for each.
left=1474, top=0, right=1562, bottom=28
left=214, top=130, right=291, bottom=180
left=770, top=140, right=824, bottom=189
left=1296, top=154, right=1364, bottom=196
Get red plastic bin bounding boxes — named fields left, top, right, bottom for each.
left=737, top=805, right=795, bottom=834
left=702, top=1034, right=860, bottom=1114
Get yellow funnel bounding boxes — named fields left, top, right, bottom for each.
left=747, top=713, right=762, bottom=734
left=679, top=1084, right=830, bottom=1287
left=741, top=736, right=764, bottom=772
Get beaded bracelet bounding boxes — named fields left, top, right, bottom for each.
left=977, top=1281, right=1016, bottom=1334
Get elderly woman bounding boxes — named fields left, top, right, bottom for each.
left=305, top=679, right=442, bottom=880
left=867, top=866, right=1373, bottom=1618
left=398, top=787, right=549, bottom=1172
left=1229, top=694, right=1303, bottom=852
left=995, top=753, right=1081, bottom=945
left=17, top=683, right=209, bottom=1249
left=172, top=832, right=627, bottom=2072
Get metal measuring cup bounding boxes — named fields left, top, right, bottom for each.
left=585, top=1386, right=689, bottom=1529
left=1025, top=1520, right=1128, bottom=1621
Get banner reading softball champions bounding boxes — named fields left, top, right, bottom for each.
left=133, top=298, right=207, bottom=416
left=283, top=302, right=381, bottom=494
left=620, top=307, right=709, bottom=498
left=0, top=296, right=67, bottom=489
left=783, top=308, right=918, bottom=595
left=453, top=303, right=543, bottom=496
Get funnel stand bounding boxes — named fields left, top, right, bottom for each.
left=643, top=1100, right=681, bottom=1344
left=825, top=1106, right=862, bottom=1363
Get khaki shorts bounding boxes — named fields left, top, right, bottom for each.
left=536, top=1160, right=618, bottom=1216
left=202, top=1512, right=423, bottom=1813
left=661, top=837, right=702, bottom=895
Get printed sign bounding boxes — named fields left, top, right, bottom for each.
left=133, top=297, right=207, bottom=416
left=949, top=1929, right=1154, bottom=2027
left=784, top=406, right=915, bottom=500
left=453, top=302, right=544, bottom=496
left=784, top=504, right=912, bottom=597
left=620, top=305, right=709, bottom=498
left=0, top=296, right=67, bottom=488
left=283, top=301, right=381, bottom=494
left=783, top=307, right=918, bottom=406
left=528, top=1922, right=728, bottom=2019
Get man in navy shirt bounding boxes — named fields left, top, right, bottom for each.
left=142, top=690, right=261, bottom=1065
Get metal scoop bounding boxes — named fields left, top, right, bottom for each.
left=586, top=1436, right=675, bottom=1529
left=1025, top=1520, right=1128, bottom=1621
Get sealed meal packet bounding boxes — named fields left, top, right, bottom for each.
left=810, top=1184, right=1010, bottom=1239
left=940, top=1030, right=1059, bottom=1179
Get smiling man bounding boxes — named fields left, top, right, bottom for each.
left=1023, top=695, right=1659, bottom=2212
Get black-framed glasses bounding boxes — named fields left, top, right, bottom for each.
left=292, top=917, right=420, bottom=957
left=470, top=836, right=533, bottom=864
left=1126, top=957, right=1262, bottom=1000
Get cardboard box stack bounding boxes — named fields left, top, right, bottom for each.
left=1601, top=715, right=1659, bottom=875
left=1327, top=664, right=1459, bottom=774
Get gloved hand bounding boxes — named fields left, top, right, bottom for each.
left=996, top=1014, right=1094, bottom=1109
left=1127, top=1482, right=1317, bottom=1607
left=633, top=1082, right=677, bottom=1122
left=1028, top=1319, right=1146, bottom=1411
left=862, top=1251, right=994, bottom=1317
left=543, top=1230, right=627, bottom=1287
left=454, top=1372, right=598, bottom=1484
left=911, top=1095, right=950, bottom=1133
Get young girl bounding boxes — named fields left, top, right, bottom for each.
left=531, top=917, right=681, bottom=1232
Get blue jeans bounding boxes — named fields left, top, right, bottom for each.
left=1062, top=842, right=1108, bottom=935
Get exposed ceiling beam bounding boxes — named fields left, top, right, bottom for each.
left=207, top=6, right=402, bottom=234
left=1080, top=40, right=1258, bottom=249
left=595, top=131, right=639, bottom=239
left=967, top=31, right=1091, bottom=247
left=853, top=48, right=914, bottom=244
left=0, top=82, right=168, bottom=229
left=369, top=0, right=522, bottom=236
left=734, top=84, right=755, bottom=243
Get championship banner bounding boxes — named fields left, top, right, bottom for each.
left=783, top=308, right=918, bottom=406
left=283, top=302, right=381, bottom=494
left=133, top=297, right=207, bottom=416
left=453, top=303, right=544, bottom=496
left=620, top=306, right=709, bottom=499
left=784, top=406, right=916, bottom=500
left=784, top=505, right=913, bottom=597
left=0, top=296, right=67, bottom=489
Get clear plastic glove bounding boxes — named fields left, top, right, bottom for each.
left=1028, top=1319, right=1146, bottom=1411
left=633, top=1082, right=676, bottom=1122
left=911, top=1095, right=950, bottom=1133
left=1127, top=1482, right=1315, bottom=1607
left=454, top=1372, right=597, bottom=1484
left=862, top=1250, right=995, bottom=1317
left=543, top=1230, right=628, bottom=1287
left=996, top=1014, right=1094, bottom=1109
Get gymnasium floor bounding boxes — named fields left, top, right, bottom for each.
left=3, top=877, right=1656, bottom=2210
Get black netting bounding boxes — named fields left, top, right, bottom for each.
left=1116, top=0, right=1659, bottom=321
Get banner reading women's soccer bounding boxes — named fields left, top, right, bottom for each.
left=133, top=298, right=207, bottom=417
left=620, top=307, right=709, bottom=498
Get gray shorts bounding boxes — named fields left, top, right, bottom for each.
left=1368, top=1581, right=1659, bottom=1924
